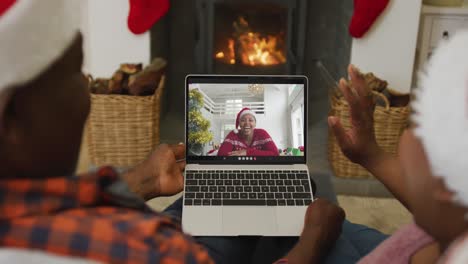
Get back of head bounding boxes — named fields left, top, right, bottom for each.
left=0, top=0, right=88, bottom=178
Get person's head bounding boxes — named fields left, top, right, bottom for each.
left=0, top=0, right=87, bottom=178
left=235, top=108, right=256, bottom=138
left=399, top=31, right=468, bottom=249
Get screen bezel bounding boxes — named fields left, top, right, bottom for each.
left=185, top=75, right=308, bottom=165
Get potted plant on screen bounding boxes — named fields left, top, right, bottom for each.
left=188, top=89, right=213, bottom=156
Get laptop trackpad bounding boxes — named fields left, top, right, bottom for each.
left=222, top=207, right=277, bottom=235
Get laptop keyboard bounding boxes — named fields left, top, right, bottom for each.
left=184, top=170, right=313, bottom=206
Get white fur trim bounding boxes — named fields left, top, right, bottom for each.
left=413, top=30, right=468, bottom=208
left=0, top=0, right=81, bottom=91
left=233, top=129, right=238, bottom=134
left=239, top=109, right=256, bottom=120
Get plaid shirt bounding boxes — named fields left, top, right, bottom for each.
left=0, top=167, right=213, bottom=264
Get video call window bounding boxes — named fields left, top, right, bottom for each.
left=188, top=83, right=305, bottom=158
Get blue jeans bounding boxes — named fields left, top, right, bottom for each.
left=322, top=221, right=388, bottom=264
left=163, top=198, right=388, bottom=264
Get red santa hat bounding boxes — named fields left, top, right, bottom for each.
left=0, top=0, right=81, bottom=93
left=234, top=107, right=256, bottom=134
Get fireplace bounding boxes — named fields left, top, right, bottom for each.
left=194, top=0, right=306, bottom=75
left=151, top=1, right=353, bottom=140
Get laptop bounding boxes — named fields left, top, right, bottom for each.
left=182, top=75, right=314, bottom=236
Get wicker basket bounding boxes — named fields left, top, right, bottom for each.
left=86, top=76, right=165, bottom=168
left=328, top=91, right=410, bottom=179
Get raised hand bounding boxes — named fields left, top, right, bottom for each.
left=328, top=64, right=381, bottom=166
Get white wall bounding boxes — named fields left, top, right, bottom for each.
left=350, top=0, right=422, bottom=93
left=258, top=86, right=289, bottom=150
left=288, top=85, right=305, bottom=148
left=80, top=0, right=150, bottom=77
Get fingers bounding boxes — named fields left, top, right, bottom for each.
left=340, top=77, right=367, bottom=127
left=177, top=172, right=184, bottom=191
left=177, top=161, right=186, bottom=172
left=163, top=144, right=185, bottom=172
left=339, top=78, right=359, bottom=110
left=348, top=64, right=367, bottom=97
left=328, top=116, right=351, bottom=150
left=228, top=150, right=247, bottom=156
left=306, top=198, right=346, bottom=222
left=348, top=64, right=375, bottom=109
left=169, top=143, right=186, bottom=160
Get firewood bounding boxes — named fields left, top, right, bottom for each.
left=128, top=58, right=166, bottom=96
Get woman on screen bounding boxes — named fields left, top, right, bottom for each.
left=217, top=108, right=279, bottom=156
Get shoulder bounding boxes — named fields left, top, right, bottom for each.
left=225, top=131, right=239, bottom=139
left=254, top=128, right=271, bottom=137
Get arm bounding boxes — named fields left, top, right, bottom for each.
left=217, top=141, right=233, bottom=156
left=247, top=129, right=279, bottom=156
left=360, top=149, right=410, bottom=209
left=246, top=148, right=278, bottom=156
left=329, top=64, right=410, bottom=209
left=276, top=199, right=345, bottom=264
left=121, top=144, right=186, bottom=201
left=217, top=132, right=235, bottom=156
left=280, top=234, right=323, bottom=264
left=153, top=225, right=214, bottom=264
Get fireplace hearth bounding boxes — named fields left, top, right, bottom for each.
left=195, top=0, right=306, bottom=75
left=151, top=1, right=353, bottom=139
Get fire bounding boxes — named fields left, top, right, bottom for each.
left=215, top=17, right=286, bottom=66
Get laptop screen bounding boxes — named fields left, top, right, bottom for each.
left=186, top=75, right=307, bottom=164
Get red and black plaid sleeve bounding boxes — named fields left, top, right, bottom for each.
left=0, top=167, right=214, bottom=264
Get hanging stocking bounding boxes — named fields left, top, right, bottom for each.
left=128, top=0, right=170, bottom=34
left=349, top=0, right=390, bottom=38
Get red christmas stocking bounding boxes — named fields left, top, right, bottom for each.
left=0, top=0, right=16, bottom=17
left=349, top=0, right=390, bottom=38
left=128, top=0, right=170, bottom=35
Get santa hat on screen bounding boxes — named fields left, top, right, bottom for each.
left=0, top=0, right=81, bottom=93
left=234, top=108, right=256, bottom=134
left=412, top=30, right=468, bottom=209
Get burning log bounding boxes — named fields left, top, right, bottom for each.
left=215, top=16, right=286, bottom=66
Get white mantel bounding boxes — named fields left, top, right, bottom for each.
left=79, top=0, right=151, bottom=78
left=350, top=0, right=423, bottom=93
